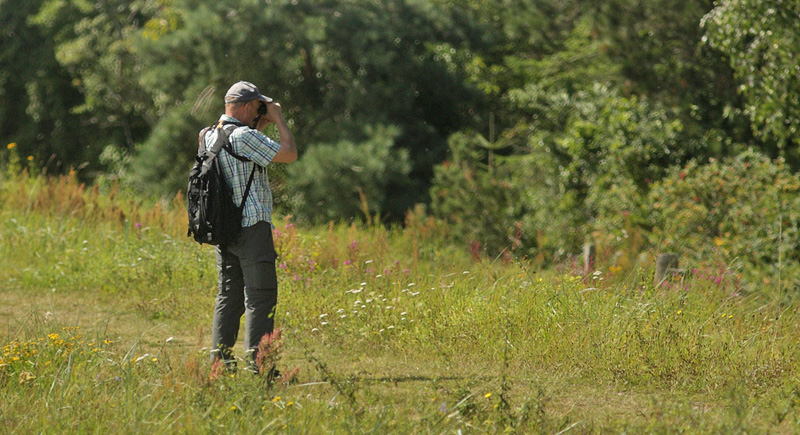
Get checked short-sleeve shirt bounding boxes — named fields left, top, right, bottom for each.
left=202, top=114, right=282, bottom=228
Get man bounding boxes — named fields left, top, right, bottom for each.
left=203, top=81, right=297, bottom=373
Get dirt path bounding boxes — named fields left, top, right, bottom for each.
left=0, top=287, right=205, bottom=353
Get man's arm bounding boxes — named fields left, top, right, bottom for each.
left=261, top=102, right=297, bottom=163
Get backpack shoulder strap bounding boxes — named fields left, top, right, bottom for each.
left=220, top=123, right=252, bottom=163
left=197, top=122, right=241, bottom=175
left=218, top=120, right=258, bottom=208
left=205, top=120, right=250, bottom=162
left=197, top=126, right=213, bottom=155
left=197, top=119, right=258, bottom=209
left=239, top=165, right=257, bottom=209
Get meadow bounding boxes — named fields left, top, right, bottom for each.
left=1, top=167, right=799, bottom=433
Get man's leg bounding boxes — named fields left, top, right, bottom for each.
left=211, top=244, right=246, bottom=363
left=232, top=222, right=279, bottom=361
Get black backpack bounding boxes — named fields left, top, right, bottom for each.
left=187, top=120, right=257, bottom=246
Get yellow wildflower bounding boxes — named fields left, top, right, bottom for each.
left=18, top=371, right=36, bottom=385
left=7, top=143, right=16, bottom=150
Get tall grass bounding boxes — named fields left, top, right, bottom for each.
left=1, top=162, right=800, bottom=433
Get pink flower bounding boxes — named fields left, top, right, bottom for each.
left=209, top=359, right=224, bottom=380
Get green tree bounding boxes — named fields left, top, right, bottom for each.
left=430, top=131, right=526, bottom=256
left=30, top=0, right=160, bottom=171
left=589, top=0, right=753, bottom=160
left=430, top=11, right=629, bottom=258
left=432, top=85, right=688, bottom=259
left=702, top=0, right=800, bottom=167
left=440, top=0, right=595, bottom=136
left=428, top=0, right=767, bottom=259
left=0, top=0, right=91, bottom=172
left=287, top=125, right=410, bottom=223
left=129, top=0, right=486, bottom=219
left=32, top=0, right=160, bottom=133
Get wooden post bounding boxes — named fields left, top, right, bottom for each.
left=655, top=253, right=679, bottom=285
left=583, top=243, right=596, bottom=274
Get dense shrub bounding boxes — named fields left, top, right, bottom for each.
left=648, top=150, right=800, bottom=287
left=563, top=87, right=686, bottom=256
left=432, top=86, right=688, bottom=262
left=430, top=131, right=529, bottom=258
left=286, top=125, right=410, bottom=223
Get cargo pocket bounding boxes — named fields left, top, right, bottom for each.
left=238, top=222, right=279, bottom=290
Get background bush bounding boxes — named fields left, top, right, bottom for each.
left=431, top=86, right=689, bottom=262
left=287, top=125, right=410, bottom=223
left=648, top=150, right=800, bottom=289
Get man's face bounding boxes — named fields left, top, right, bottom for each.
left=243, top=100, right=268, bottom=129
left=245, top=100, right=260, bottom=116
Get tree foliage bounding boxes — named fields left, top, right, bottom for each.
left=0, top=0, right=91, bottom=172
left=129, top=0, right=485, bottom=202
left=288, top=125, right=410, bottom=223
left=702, top=0, right=800, bottom=167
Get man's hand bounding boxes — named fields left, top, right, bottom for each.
left=254, top=102, right=282, bottom=131
left=263, top=101, right=297, bottom=163
left=266, top=102, right=284, bottom=122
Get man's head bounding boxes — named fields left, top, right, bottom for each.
left=224, top=81, right=273, bottom=105
left=224, top=81, right=272, bottom=127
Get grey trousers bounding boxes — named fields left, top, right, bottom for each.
left=211, top=221, right=278, bottom=363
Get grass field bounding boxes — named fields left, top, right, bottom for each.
left=1, top=169, right=799, bottom=433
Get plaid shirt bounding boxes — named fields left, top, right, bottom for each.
left=201, top=114, right=281, bottom=228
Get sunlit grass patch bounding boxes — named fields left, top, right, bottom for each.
left=0, top=326, right=111, bottom=383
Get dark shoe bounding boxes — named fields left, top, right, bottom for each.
left=266, top=366, right=280, bottom=381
